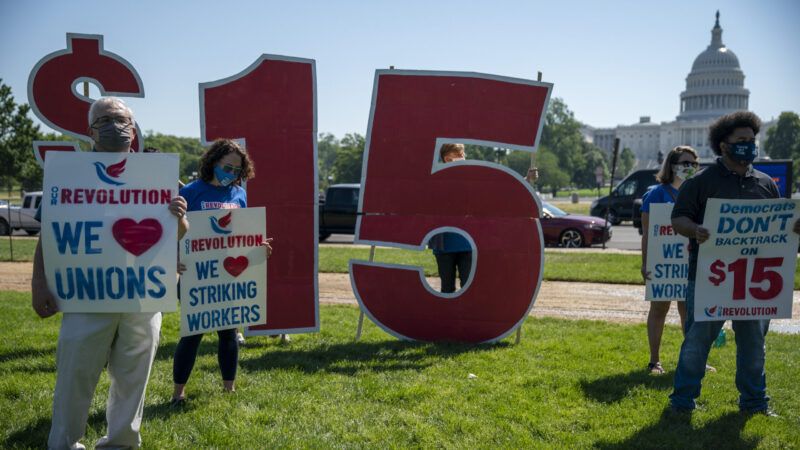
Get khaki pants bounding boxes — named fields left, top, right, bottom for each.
left=48, top=312, right=161, bottom=450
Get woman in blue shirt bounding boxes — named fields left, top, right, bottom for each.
left=171, top=139, right=270, bottom=405
left=640, top=145, right=698, bottom=375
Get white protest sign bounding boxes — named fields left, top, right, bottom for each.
left=179, top=207, right=267, bottom=336
left=695, top=198, right=800, bottom=321
left=42, top=152, right=178, bottom=313
left=645, top=203, right=688, bottom=302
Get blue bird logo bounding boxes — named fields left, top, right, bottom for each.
left=210, top=211, right=233, bottom=234
left=93, top=158, right=127, bottom=186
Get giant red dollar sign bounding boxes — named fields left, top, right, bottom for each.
left=28, top=33, right=145, bottom=164
left=352, top=71, right=552, bottom=343
left=200, top=56, right=318, bottom=334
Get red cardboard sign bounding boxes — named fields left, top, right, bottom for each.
left=199, top=56, right=319, bottom=334
left=351, top=71, right=552, bottom=343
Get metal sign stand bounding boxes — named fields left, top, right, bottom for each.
left=354, top=245, right=376, bottom=341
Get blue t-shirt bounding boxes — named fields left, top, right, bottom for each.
left=180, top=179, right=247, bottom=212
left=429, top=232, right=472, bottom=255
left=640, top=184, right=678, bottom=213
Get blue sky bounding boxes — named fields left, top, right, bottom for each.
left=1, top=0, right=798, bottom=139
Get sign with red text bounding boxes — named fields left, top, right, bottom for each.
left=199, top=55, right=318, bottom=335
left=695, top=198, right=800, bottom=321
left=179, top=208, right=267, bottom=337
left=351, top=70, right=552, bottom=343
left=42, top=152, right=178, bottom=313
left=28, top=33, right=145, bottom=165
left=645, top=204, right=688, bottom=302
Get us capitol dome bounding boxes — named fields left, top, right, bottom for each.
left=584, top=11, right=774, bottom=169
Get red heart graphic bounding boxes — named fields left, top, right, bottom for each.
left=224, top=256, right=249, bottom=277
left=112, top=218, right=163, bottom=256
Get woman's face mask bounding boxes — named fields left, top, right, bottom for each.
left=672, top=161, right=698, bottom=180
left=214, top=165, right=238, bottom=186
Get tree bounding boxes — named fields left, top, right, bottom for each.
left=535, top=148, right=570, bottom=196
left=764, top=111, right=800, bottom=160
left=317, top=132, right=338, bottom=190
left=332, top=133, right=365, bottom=183
left=617, top=147, right=636, bottom=177
left=570, top=142, right=609, bottom=188
left=0, top=80, right=41, bottom=192
left=540, top=97, right=585, bottom=181
left=506, top=150, right=532, bottom=177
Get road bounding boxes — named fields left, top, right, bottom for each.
left=324, top=222, right=643, bottom=251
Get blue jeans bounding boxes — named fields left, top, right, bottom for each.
left=670, top=279, right=770, bottom=411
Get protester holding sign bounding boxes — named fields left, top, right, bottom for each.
left=668, top=111, right=800, bottom=416
left=30, top=97, right=189, bottom=449
left=640, top=146, right=696, bottom=375
left=171, top=139, right=272, bottom=406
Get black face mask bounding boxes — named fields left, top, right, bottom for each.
left=93, top=121, right=134, bottom=151
left=725, top=141, right=757, bottom=163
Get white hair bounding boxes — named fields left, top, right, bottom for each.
left=87, top=97, right=135, bottom=126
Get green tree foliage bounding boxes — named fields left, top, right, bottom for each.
left=0, top=80, right=42, bottom=192
left=332, top=133, right=365, bottom=183
left=570, top=142, right=609, bottom=188
left=764, top=112, right=800, bottom=160
left=318, top=132, right=338, bottom=190
left=617, top=147, right=636, bottom=177
left=506, top=150, right=533, bottom=177
left=535, top=148, right=570, bottom=196
left=143, top=131, right=206, bottom=183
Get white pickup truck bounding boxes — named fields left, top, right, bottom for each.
left=0, top=191, right=42, bottom=236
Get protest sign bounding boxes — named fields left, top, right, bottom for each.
left=695, top=198, right=800, bottom=321
left=42, top=152, right=178, bottom=313
left=179, top=207, right=267, bottom=336
left=645, top=203, right=688, bottom=301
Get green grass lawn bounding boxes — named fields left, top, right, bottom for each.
left=546, top=201, right=591, bottom=216
left=0, top=238, right=37, bottom=262
left=1, top=292, right=798, bottom=448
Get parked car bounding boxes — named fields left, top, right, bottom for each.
left=540, top=202, right=611, bottom=247
left=591, top=159, right=793, bottom=230
left=0, top=191, right=42, bottom=235
left=319, top=184, right=360, bottom=241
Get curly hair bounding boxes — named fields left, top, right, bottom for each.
left=708, top=111, right=762, bottom=156
left=655, top=146, right=698, bottom=184
left=199, top=139, right=255, bottom=185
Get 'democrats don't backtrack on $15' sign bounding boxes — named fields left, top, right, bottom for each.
left=42, top=152, right=179, bottom=313
left=179, top=208, right=268, bottom=337
left=694, top=198, right=800, bottom=321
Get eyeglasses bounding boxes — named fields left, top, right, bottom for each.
left=675, top=161, right=699, bottom=168
left=220, top=164, right=242, bottom=175
left=91, top=115, right=133, bottom=128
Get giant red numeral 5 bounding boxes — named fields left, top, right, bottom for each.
left=28, top=33, right=144, bottom=164
left=200, top=56, right=319, bottom=334
left=351, top=71, right=552, bottom=343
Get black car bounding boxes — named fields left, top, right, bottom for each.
left=319, top=184, right=360, bottom=241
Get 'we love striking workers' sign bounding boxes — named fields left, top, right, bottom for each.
left=179, top=208, right=268, bottom=336
left=41, top=152, right=179, bottom=313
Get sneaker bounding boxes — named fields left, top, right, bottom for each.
left=236, top=332, right=245, bottom=345
left=647, top=362, right=665, bottom=375
left=741, top=408, right=778, bottom=417
left=170, top=397, right=186, bottom=408
left=280, top=334, right=291, bottom=343
left=705, top=364, right=716, bottom=373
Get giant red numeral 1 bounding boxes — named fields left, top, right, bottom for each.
left=352, top=71, right=552, bottom=343
left=28, top=33, right=145, bottom=164
left=200, top=56, right=319, bottom=334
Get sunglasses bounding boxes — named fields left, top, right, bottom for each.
left=674, top=161, right=699, bottom=168
left=220, top=164, right=242, bottom=175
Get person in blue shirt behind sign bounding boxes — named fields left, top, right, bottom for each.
left=640, top=145, right=700, bottom=375
left=429, top=143, right=473, bottom=293
left=171, top=138, right=272, bottom=407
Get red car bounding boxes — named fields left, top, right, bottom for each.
left=540, top=202, right=612, bottom=248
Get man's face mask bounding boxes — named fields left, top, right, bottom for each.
left=726, top=141, right=758, bottom=163
left=92, top=116, right=134, bottom=151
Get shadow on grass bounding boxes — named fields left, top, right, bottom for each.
left=3, top=409, right=107, bottom=449
left=580, top=369, right=675, bottom=404
left=240, top=340, right=504, bottom=375
left=0, top=346, right=57, bottom=364
left=596, top=409, right=759, bottom=449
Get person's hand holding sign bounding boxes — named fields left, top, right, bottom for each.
left=693, top=224, right=710, bottom=243
left=793, top=218, right=800, bottom=236
left=261, top=237, right=274, bottom=258
left=169, top=195, right=189, bottom=239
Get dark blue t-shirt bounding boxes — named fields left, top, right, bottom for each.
left=429, top=232, right=472, bottom=255
left=180, top=179, right=247, bottom=212
left=640, top=184, right=678, bottom=213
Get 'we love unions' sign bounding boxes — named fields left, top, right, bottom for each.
left=41, top=152, right=179, bottom=313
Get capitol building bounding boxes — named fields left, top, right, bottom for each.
left=583, top=12, right=776, bottom=169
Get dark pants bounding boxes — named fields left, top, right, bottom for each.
left=173, top=328, right=239, bottom=384
left=435, top=251, right=472, bottom=293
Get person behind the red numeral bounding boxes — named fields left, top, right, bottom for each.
left=639, top=146, right=697, bottom=375
left=669, top=111, right=800, bottom=416
left=171, top=139, right=272, bottom=406
left=30, top=97, right=189, bottom=449
left=428, top=143, right=473, bottom=293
